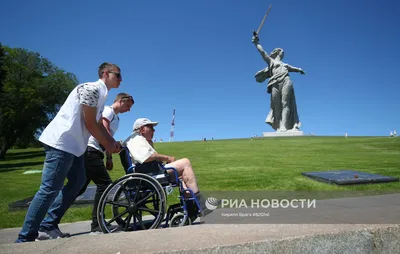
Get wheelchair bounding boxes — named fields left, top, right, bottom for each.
left=96, top=147, right=202, bottom=233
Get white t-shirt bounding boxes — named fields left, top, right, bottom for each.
left=39, top=79, right=108, bottom=157
left=87, top=106, right=119, bottom=152
left=124, top=133, right=155, bottom=164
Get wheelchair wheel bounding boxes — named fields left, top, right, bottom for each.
left=169, top=213, right=192, bottom=227
left=97, top=173, right=167, bottom=233
left=166, top=203, right=183, bottom=222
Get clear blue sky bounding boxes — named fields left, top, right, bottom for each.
left=1, top=0, right=399, bottom=142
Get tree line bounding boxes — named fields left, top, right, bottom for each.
left=0, top=43, right=78, bottom=159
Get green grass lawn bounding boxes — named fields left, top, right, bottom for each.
left=0, top=136, right=399, bottom=229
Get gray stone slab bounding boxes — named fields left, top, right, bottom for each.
left=302, top=170, right=399, bottom=185
left=9, top=186, right=97, bottom=211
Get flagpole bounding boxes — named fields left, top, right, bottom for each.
left=169, top=108, right=175, bottom=142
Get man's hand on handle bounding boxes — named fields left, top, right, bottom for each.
left=105, top=141, right=121, bottom=154
left=106, top=159, right=113, bottom=171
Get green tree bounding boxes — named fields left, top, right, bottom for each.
left=0, top=42, right=5, bottom=93
left=0, top=46, right=78, bottom=159
left=0, top=43, right=5, bottom=130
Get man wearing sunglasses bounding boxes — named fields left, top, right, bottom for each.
left=16, top=62, right=123, bottom=242
left=77, top=93, right=134, bottom=234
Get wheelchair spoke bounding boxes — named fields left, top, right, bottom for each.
left=120, top=186, right=132, bottom=205
left=134, top=210, right=147, bottom=230
left=138, top=206, right=159, bottom=216
left=106, top=209, right=129, bottom=226
left=131, top=179, right=143, bottom=203
left=124, top=213, right=133, bottom=231
left=105, top=200, right=129, bottom=207
left=136, top=190, right=157, bottom=206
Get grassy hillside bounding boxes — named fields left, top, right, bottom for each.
left=1, top=136, right=399, bottom=228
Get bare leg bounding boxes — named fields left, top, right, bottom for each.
left=167, top=158, right=199, bottom=194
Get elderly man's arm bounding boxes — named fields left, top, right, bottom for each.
left=144, top=153, right=175, bottom=163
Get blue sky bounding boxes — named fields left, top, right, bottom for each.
left=1, top=0, right=399, bottom=142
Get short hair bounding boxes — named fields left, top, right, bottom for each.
left=98, top=62, right=121, bottom=78
left=114, top=92, right=132, bottom=102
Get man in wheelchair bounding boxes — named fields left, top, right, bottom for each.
left=123, top=118, right=205, bottom=221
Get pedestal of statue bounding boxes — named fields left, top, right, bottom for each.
left=262, top=130, right=304, bottom=137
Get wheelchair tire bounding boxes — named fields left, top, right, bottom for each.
left=169, top=213, right=192, bottom=227
left=97, top=173, right=167, bottom=233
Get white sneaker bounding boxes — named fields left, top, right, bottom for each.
left=54, top=228, right=71, bottom=238
left=89, top=231, right=103, bottom=236
left=36, top=228, right=70, bottom=241
left=36, top=230, right=60, bottom=241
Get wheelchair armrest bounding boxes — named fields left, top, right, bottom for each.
left=163, top=166, right=180, bottom=185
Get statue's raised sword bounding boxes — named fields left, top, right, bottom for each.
left=253, top=4, right=272, bottom=36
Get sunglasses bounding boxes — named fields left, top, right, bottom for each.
left=121, top=96, right=134, bottom=104
left=107, top=71, right=122, bottom=79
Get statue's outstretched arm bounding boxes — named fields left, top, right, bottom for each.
left=252, top=35, right=272, bottom=66
left=286, top=64, right=305, bottom=75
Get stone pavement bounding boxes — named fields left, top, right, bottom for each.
left=1, top=193, right=399, bottom=253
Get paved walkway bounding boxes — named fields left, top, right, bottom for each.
left=1, top=193, right=399, bottom=253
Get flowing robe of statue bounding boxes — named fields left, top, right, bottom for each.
left=253, top=37, right=305, bottom=132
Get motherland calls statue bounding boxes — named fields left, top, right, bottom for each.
left=252, top=33, right=305, bottom=132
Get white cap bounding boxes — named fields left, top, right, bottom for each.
left=133, top=118, right=159, bottom=131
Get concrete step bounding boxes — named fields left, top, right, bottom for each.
left=1, top=224, right=400, bottom=254
left=2, top=193, right=400, bottom=253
